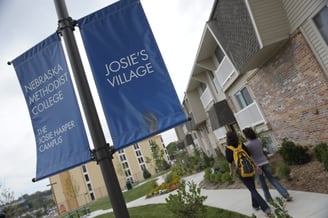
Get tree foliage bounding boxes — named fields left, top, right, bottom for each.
left=150, top=140, right=168, bottom=172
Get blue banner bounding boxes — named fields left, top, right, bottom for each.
left=78, top=0, right=187, bottom=150
left=12, top=33, right=91, bottom=181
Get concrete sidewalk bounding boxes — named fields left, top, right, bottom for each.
left=87, top=172, right=328, bottom=218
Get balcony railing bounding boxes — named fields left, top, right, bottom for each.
left=200, top=87, right=214, bottom=111
left=234, top=101, right=265, bottom=130
left=215, top=56, right=235, bottom=87
left=213, top=127, right=227, bottom=140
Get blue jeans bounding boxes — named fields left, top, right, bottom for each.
left=258, top=164, right=288, bottom=201
left=239, top=175, right=271, bottom=213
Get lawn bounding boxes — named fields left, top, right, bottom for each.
left=95, top=204, right=250, bottom=218
left=87, top=178, right=157, bottom=212
left=83, top=177, right=250, bottom=218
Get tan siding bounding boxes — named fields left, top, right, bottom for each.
left=50, top=135, right=165, bottom=214
left=281, top=0, right=325, bottom=32
left=247, top=0, right=289, bottom=46
left=301, top=19, right=328, bottom=76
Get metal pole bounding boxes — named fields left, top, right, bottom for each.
left=53, top=1, right=130, bottom=217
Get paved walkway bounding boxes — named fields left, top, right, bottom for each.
left=87, top=172, right=328, bottom=218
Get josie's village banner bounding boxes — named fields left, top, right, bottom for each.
left=78, top=0, right=187, bottom=150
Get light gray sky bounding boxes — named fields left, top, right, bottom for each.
left=0, top=0, right=214, bottom=198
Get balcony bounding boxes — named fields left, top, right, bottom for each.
left=234, top=101, right=265, bottom=130
left=200, top=87, right=214, bottom=112
left=215, top=56, right=237, bottom=91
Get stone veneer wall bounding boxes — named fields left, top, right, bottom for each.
left=248, top=32, right=328, bottom=146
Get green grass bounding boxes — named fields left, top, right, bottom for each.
left=87, top=178, right=157, bottom=212
left=94, top=204, right=251, bottom=218
left=64, top=177, right=250, bottom=218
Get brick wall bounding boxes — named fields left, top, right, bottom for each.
left=249, top=32, right=328, bottom=146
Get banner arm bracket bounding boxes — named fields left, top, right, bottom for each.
left=90, top=143, right=115, bottom=164
left=56, top=16, right=77, bottom=36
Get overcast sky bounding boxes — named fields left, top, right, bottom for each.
left=0, top=0, right=214, bottom=198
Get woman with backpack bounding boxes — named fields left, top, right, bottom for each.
left=225, top=131, right=272, bottom=217
left=242, top=127, right=293, bottom=202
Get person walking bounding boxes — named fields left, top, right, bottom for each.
left=225, top=131, right=272, bottom=217
left=242, top=127, right=293, bottom=202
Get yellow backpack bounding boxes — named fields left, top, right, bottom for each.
left=227, top=143, right=256, bottom=178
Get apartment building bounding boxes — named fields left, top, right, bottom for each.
left=49, top=135, right=169, bottom=214
left=176, top=0, right=328, bottom=157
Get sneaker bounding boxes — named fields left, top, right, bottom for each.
left=285, top=194, right=293, bottom=202
left=265, top=209, right=273, bottom=217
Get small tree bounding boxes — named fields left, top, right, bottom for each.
left=269, top=197, right=293, bottom=218
left=166, top=181, right=207, bottom=218
left=0, top=184, right=16, bottom=217
left=150, top=140, right=167, bottom=172
left=167, top=142, right=178, bottom=160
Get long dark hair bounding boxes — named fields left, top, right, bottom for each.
left=242, top=128, right=257, bottom=140
left=226, top=131, right=239, bottom=147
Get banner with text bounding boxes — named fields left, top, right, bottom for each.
left=78, top=0, right=187, bottom=150
left=12, top=33, right=91, bottom=181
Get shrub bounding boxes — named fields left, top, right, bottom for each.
left=269, top=163, right=276, bottom=176
left=204, top=168, right=211, bottom=181
left=277, top=162, right=291, bottom=180
left=278, top=140, right=311, bottom=165
left=213, top=173, right=222, bottom=183
left=143, top=168, right=152, bottom=179
left=314, top=143, right=328, bottom=171
left=221, top=172, right=233, bottom=183
left=202, top=152, right=214, bottom=168
left=162, top=160, right=171, bottom=171
left=212, top=163, right=221, bottom=173
left=126, top=180, right=133, bottom=190
left=220, top=161, right=230, bottom=173
left=204, top=160, right=232, bottom=184
left=166, top=181, right=207, bottom=218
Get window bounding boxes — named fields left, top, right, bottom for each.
left=133, top=143, right=140, bottom=149
left=122, top=162, right=129, bottom=169
left=215, top=46, right=225, bottom=63
left=140, top=164, right=146, bottom=171
left=234, top=87, right=253, bottom=110
left=209, top=71, right=219, bottom=93
left=82, top=165, right=87, bottom=173
left=135, top=150, right=142, bottom=156
left=314, top=6, right=328, bottom=45
left=84, top=174, right=90, bottom=182
left=125, top=169, right=131, bottom=177
left=199, top=82, right=206, bottom=92
left=87, top=183, right=92, bottom=191
left=90, top=192, right=95, bottom=201
left=119, top=154, right=126, bottom=161
left=138, top=157, right=144, bottom=164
